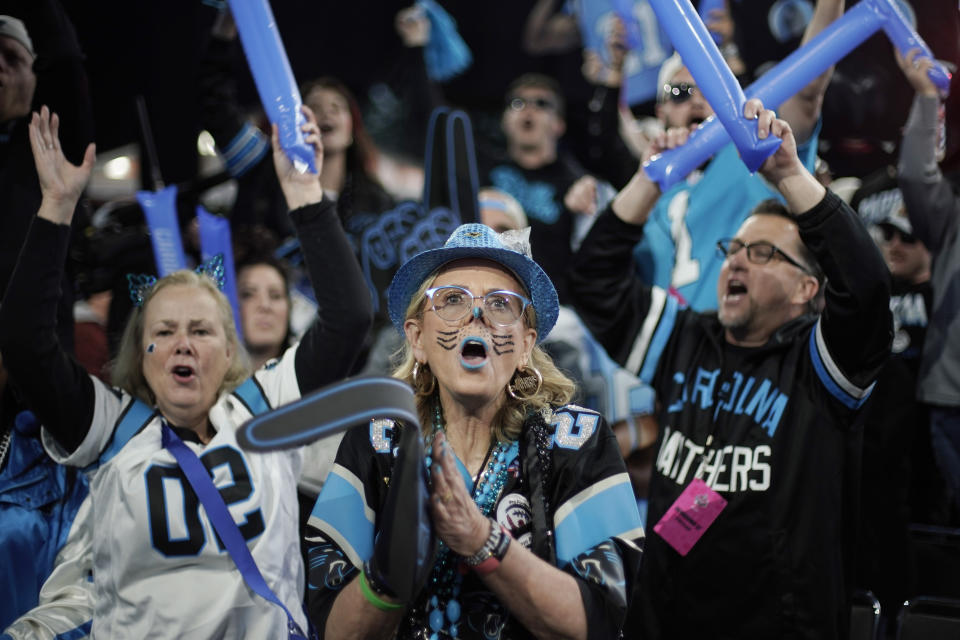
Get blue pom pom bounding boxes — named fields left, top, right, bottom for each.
left=429, top=608, right=445, bottom=631
left=418, top=0, right=472, bottom=82
left=446, top=599, right=461, bottom=622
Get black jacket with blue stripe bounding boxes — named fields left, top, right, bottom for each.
left=569, top=190, right=892, bottom=640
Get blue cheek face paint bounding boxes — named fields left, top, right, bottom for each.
left=458, top=337, right=490, bottom=370
left=146, top=343, right=156, bottom=353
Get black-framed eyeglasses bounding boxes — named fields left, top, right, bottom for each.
left=508, top=96, right=558, bottom=112
left=716, top=238, right=812, bottom=274
left=663, top=82, right=698, bottom=104
left=879, top=225, right=918, bottom=245
left=424, top=285, right=532, bottom=327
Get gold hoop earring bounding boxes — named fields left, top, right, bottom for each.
left=412, top=361, right=436, bottom=396
left=507, top=366, right=543, bottom=401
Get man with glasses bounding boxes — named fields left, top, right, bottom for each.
left=633, top=0, right=842, bottom=313
left=484, top=73, right=620, bottom=305
left=569, top=101, right=891, bottom=639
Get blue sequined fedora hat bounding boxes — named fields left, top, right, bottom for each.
left=387, top=224, right=559, bottom=342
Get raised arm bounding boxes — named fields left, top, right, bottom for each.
left=0, top=107, right=97, bottom=453
left=754, top=99, right=892, bottom=398
left=777, top=0, right=845, bottom=144
left=895, top=48, right=958, bottom=252
left=271, top=107, right=373, bottom=392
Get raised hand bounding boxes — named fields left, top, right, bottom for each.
left=745, top=98, right=800, bottom=188
left=644, top=124, right=695, bottom=164
left=745, top=98, right=825, bottom=212
left=895, top=48, right=939, bottom=98
left=29, top=105, right=96, bottom=225
left=564, top=175, right=599, bottom=216
left=272, top=104, right=325, bottom=210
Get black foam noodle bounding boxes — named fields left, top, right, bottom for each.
left=237, top=375, right=419, bottom=451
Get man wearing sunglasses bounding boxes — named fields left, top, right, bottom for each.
left=570, top=100, right=891, bottom=639
left=896, top=47, right=960, bottom=530
left=632, top=0, right=842, bottom=314
left=853, top=196, right=936, bottom=625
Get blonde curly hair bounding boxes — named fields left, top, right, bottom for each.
left=391, top=268, right=575, bottom=443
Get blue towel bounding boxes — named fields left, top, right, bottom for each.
left=418, top=0, right=473, bottom=82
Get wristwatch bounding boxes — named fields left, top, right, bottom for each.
left=465, top=518, right=511, bottom=575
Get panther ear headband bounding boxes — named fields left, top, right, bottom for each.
left=126, top=254, right=226, bottom=308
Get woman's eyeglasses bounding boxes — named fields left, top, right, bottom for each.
left=424, top=286, right=531, bottom=327
left=662, top=82, right=698, bottom=104
left=716, top=238, right=812, bottom=274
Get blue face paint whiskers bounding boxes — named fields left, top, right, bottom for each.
left=436, top=329, right=458, bottom=351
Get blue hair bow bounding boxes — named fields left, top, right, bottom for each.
left=127, top=254, right=226, bottom=307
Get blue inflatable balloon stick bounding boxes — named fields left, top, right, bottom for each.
left=138, top=185, right=187, bottom=276
left=647, top=0, right=780, bottom=173
left=871, top=0, right=951, bottom=95
left=643, top=0, right=951, bottom=190
left=227, top=0, right=316, bottom=174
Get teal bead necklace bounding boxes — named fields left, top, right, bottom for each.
left=422, top=402, right=511, bottom=639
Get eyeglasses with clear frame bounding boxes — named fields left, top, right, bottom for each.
left=716, top=238, right=812, bottom=275
left=424, top=285, right=531, bottom=327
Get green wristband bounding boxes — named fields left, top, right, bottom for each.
left=359, top=570, right=405, bottom=612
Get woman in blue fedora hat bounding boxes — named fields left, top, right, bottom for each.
left=306, top=224, right=644, bottom=639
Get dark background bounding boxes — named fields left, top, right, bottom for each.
left=9, top=0, right=960, bottom=186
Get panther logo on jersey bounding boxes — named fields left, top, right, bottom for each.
left=497, top=493, right=533, bottom=548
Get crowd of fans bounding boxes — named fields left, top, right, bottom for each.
left=1, top=0, right=959, bottom=638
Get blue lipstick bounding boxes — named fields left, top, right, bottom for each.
left=459, top=337, right=489, bottom=370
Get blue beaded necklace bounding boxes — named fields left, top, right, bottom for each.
left=421, top=402, right=512, bottom=639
